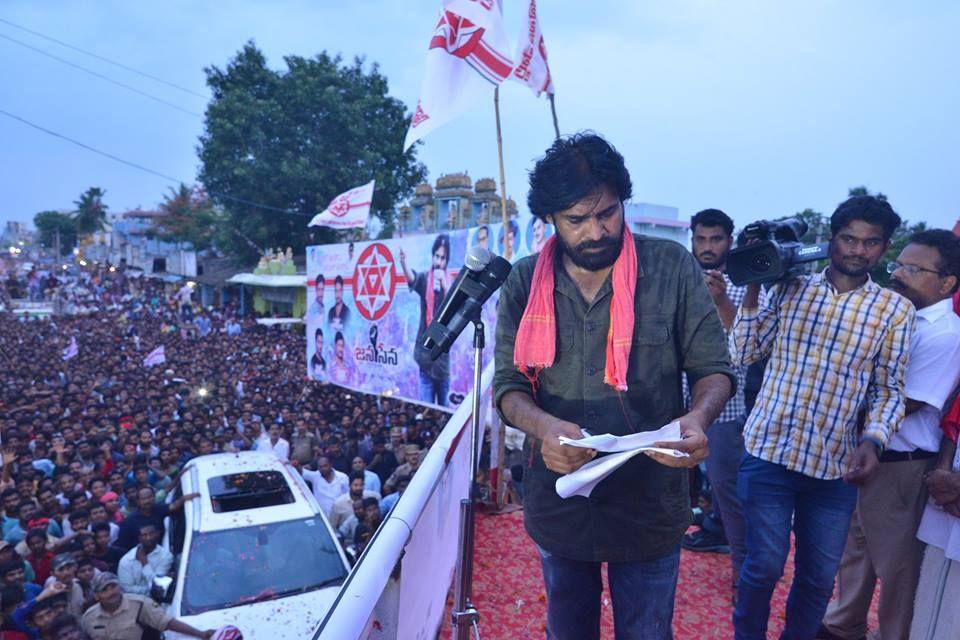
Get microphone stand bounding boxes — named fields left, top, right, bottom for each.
left=451, top=318, right=484, bottom=640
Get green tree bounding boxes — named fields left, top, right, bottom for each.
left=33, top=210, right=77, bottom=256
left=848, top=185, right=887, bottom=201
left=148, top=184, right=223, bottom=251
left=73, top=187, right=108, bottom=235
left=198, top=42, right=427, bottom=262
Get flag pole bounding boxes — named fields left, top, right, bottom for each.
left=494, top=87, right=510, bottom=261
left=493, top=86, right=509, bottom=513
left=548, top=93, right=560, bottom=139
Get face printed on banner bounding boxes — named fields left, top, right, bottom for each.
left=314, top=278, right=324, bottom=303
left=334, top=278, right=344, bottom=304
left=433, top=243, right=448, bottom=271
left=547, top=185, right=625, bottom=271
left=474, top=226, right=490, bottom=250
left=828, top=219, right=888, bottom=278
left=335, top=334, right=345, bottom=361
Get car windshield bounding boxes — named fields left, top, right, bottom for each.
left=181, top=515, right=347, bottom=615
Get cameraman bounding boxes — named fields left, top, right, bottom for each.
left=730, top=195, right=915, bottom=640
left=683, top=209, right=749, bottom=600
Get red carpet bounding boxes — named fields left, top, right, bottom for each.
left=442, top=510, right=879, bottom=639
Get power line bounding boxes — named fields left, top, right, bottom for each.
left=0, top=108, right=309, bottom=217
left=0, top=16, right=208, bottom=99
left=0, top=32, right=202, bottom=118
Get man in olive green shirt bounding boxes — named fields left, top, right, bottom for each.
left=494, top=134, right=733, bottom=640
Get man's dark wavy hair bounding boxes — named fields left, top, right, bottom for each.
left=830, top=195, right=902, bottom=242
left=527, top=132, right=633, bottom=221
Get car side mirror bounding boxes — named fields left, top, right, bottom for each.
left=152, top=576, right=174, bottom=603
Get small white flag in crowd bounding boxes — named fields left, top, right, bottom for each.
left=308, top=180, right=376, bottom=230
left=143, top=345, right=166, bottom=368
left=61, top=337, right=78, bottom=361
left=403, top=0, right=513, bottom=150
left=511, top=0, right=555, bottom=97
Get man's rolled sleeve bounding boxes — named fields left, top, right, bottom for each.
left=493, top=262, right=535, bottom=426
left=675, top=250, right=736, bottom=394
left=864, top=303, right=915, bottom=447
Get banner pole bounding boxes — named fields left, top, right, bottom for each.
left=494, top=87, right=510, bottom=261
left=493, top=86, right=509, bottom=507
left=549, top=93, right=560, bottom=139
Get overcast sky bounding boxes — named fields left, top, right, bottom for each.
left=1, top=1, right=958, bottom=235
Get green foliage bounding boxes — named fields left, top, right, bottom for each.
left=198, top=42, right=427, bottom=263
left=73, top=187, right=108, bottom=235
left=148, top=184, right=224, bottom=251
left=33, top=210, right=77, bottom=256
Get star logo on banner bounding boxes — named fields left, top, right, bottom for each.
left=411, top=100, right=430, bottom=129
left=352, top=243, right=397, bottom=321
left=328, top=194, right=351, bottom=217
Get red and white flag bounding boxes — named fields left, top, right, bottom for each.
left=511, top=0, right=554, bottom=97
left=61, top=337, right=78, bottom=361
left=308, top=180, right=375, bottom=230
left=403, top=0, right=513, bottom=151
left=143, top=345, right=166, bottom=368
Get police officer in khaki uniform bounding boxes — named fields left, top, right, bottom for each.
left=81, top=572, right=214, bottom=640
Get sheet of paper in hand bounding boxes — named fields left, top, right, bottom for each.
left=555, top=421, right=688, bottom=499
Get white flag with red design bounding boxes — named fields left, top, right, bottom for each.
left=403, top=0, right=513, bottom=151
left=511, top=0, right=555, bottom=96
left=308, top=180, right=375, bottom=230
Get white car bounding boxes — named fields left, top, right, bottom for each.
left=159, top=451, right=351, bottom=639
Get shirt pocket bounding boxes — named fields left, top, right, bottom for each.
left=557, top=327, right=575, bottom=353
left=628, top=320, right=671, bottom=384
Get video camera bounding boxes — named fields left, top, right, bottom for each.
left=726, top=218, right=829, bottom=286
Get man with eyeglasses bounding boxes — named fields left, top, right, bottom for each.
left=819, top=229, right=960, bottom=640
left=731, top=195, right=915, bottom=640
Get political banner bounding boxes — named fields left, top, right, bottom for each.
left=306, top=213, right=552, bottom=408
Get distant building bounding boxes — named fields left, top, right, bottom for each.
left=624, top=202, right=688, bottom=244
left=396, top=173, right=518, bottom=236
left=107, top=209, right=197, bottom=278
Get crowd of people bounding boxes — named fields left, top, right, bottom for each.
left=0, top=265, right=449, bottom=639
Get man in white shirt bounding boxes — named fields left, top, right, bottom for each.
left=257, top=424, right=290, bottom=461
left=821, top=230, right=960, bottom=640
left=117, top=522, right=173, bottom=596
left=301, top=456, right=349, bottom=518
left=329, top=473, right=381, bottom=531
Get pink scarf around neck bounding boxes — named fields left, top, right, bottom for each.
left=513, top=229, right=637, bottom=391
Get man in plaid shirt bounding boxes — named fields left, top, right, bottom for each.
left=682, top=209, right=749, bottom=600
left=730, top=196, right=915, bottom=640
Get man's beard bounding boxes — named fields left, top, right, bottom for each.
left=556, top=225, right=624, bottom=271
left=829, top=243, right=873, bottom=278
left=695, top=250, right=728, bottom=270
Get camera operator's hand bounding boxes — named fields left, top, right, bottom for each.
left=540, top=419, right=596, bottom=474
left=703, top=270, right=728, bottom=303
left=843, top=441, right=880, bottom=485
left=743, top=283, right=763, bottom=309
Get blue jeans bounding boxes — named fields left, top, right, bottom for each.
left=538, top=545, right=680, bottom=640
left=704, top=418, right=747, bottom=581
left=418, top=370, right=448, bottom=406
left=733, top=454, right=858, bottom=640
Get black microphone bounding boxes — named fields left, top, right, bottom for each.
left=423, top=245, right=511, bottom=361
